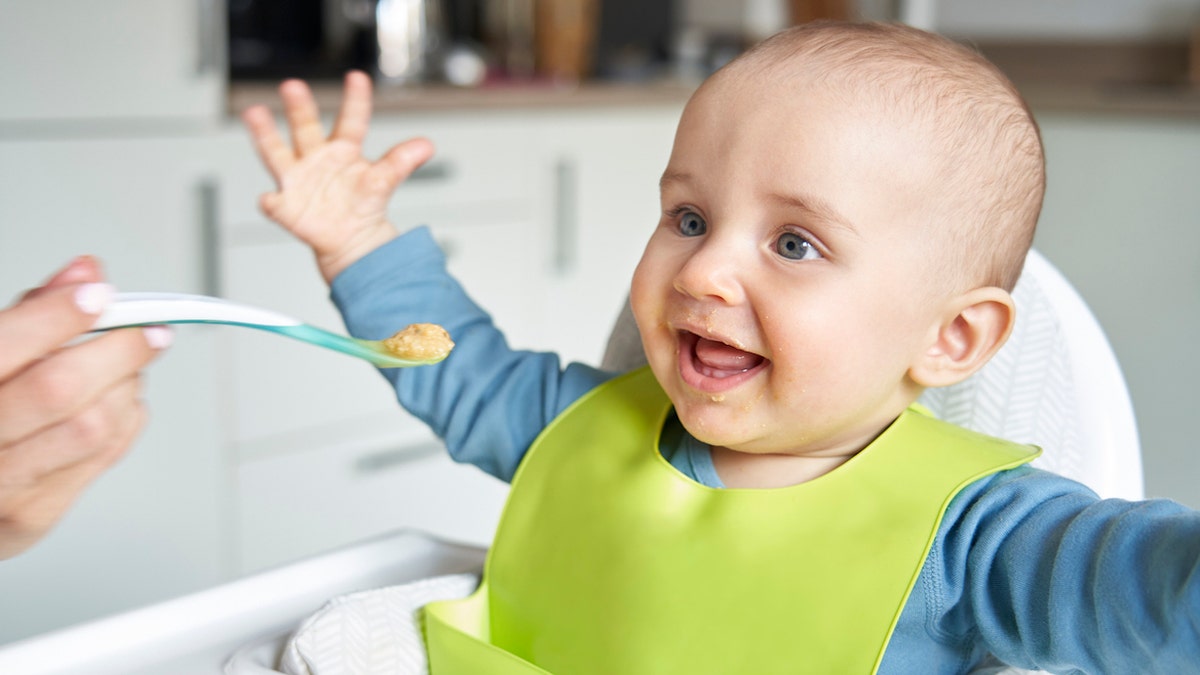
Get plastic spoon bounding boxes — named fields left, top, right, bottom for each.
left=92, top=292, right=451, bottom=368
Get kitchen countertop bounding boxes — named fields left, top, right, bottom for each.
left=979, top=40, right=1200, bottom=119
left=1013, top=80, right=1200, bottom=118
left=228, top=40, right=1200, bottom=120
left=228, top=79, right=698, bottom=117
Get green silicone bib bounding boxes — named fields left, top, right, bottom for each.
left=425, top=368, right=1038, bottom=673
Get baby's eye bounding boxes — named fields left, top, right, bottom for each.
left=677, top=211, right=707, bottom=237
left=775, top=232, right=822, bottom=261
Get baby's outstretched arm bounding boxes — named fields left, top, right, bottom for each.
left=241, top=70, right=435, bottom=283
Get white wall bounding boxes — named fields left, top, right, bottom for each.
left=1034, top=114, right=1200, bottom=508
left=681, top=0, right=1200, bottom=40
left=935, top=0, right=1200, bottom=40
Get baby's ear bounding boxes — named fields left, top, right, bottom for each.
left=909, top=287, right=1015, bottom=389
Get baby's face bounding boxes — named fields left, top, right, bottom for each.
left=631, top=71, right=953, bottom=460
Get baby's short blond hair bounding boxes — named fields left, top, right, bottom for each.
left=727, top=21, right=1045, bottom=291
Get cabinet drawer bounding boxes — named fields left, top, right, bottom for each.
left=368, top=115, right=534, bottom=215
left=222, top=237, right=406, bottom=445
left=236, top=432, right=508, bottom=574
left=216, top=114, right=536, bottom=230
left=222, top=213, right=542, bottom=446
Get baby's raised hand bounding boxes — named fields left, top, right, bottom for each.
left=241, top=71, right=435, bottom=283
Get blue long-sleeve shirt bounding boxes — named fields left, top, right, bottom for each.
left=331, top=227, right=1200, bottom=674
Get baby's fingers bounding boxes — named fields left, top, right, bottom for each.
left=242, top=105, right=295, bottom=179
left=279, top=79, right=326, bottom=156
left=368, top=138, right=437, bottom=194
left=331, top=70, right=373, bottom=146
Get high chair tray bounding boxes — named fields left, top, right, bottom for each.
left=0, top=530, right=486, bottom=675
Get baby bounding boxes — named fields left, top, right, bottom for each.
left=243, top=21, right=1200, bottom=675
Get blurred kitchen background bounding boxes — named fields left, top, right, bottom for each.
left=0, top=0, right=1198, bottom=645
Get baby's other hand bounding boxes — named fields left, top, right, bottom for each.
left=241, top=70, right=436, bottom=283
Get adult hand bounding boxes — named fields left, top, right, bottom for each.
left=0, top=257, right=171, bottom=559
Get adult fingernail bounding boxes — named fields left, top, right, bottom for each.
left=58, top=255, right=97, bottom=283
left=142, top=325, right=174, bottom=350
left=74, top=283, right=115, bottom=315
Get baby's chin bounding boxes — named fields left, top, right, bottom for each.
left=668, top=400, right=772, bottom=452
left=667, top=395, right=875, bottom=457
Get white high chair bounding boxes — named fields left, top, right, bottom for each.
left=0, top=249, right=1142, bottom=674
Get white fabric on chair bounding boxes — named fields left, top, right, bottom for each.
left=275, top=574, right=478, bottom=675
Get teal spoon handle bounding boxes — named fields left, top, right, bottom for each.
left=93, top=292, right=445, bottom=368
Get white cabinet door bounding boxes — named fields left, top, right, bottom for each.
left=215, top=116, right=544, bottom=450
left=0, top=135, right=228, bottom=642
left=0, top=0, right=223, bottom=124
left=236, top=431, right=509, bottom=574
left=533, top=105, right=683, bottom=366
left=213, top=115, right=538, bottom=572
left=0, top=135, right=219, bottom=293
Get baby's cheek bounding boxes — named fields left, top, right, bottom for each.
left=629, top=258, right=657, bottom=312
left=629, top=271, right=667, bottom=337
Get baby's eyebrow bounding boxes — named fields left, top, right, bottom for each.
left=659, top=170, right=859, bottom=238
left=659, top=169, right=691, bottom=191
left=768, top=192, right=860, bottom=237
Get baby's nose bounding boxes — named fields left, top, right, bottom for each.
left=673, top=244, right=746, bottom=305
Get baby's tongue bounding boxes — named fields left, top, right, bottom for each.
left=694, top=337, right=763, bottom=372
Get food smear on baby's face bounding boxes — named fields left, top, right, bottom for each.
left=383, top=323, right=454, bottom=361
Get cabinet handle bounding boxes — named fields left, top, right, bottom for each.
left=406, top=162, right=453, bottom=184
left=354, top=440, right=443, bottom=474
left=553, top=158, right=578, bottom=275
left=196, top=0, right=222, bottom=77
left=197, top=178, right=222, bottom=297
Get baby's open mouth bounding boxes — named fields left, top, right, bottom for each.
left=678, top=331, right=767, bottom=391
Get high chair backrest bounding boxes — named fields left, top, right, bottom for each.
left=601, top=248, right=1144, bottom=501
